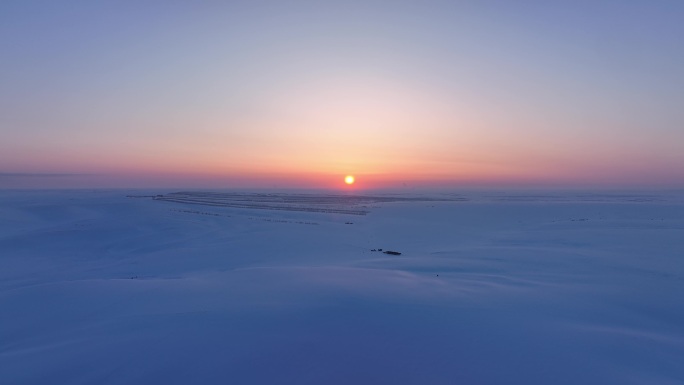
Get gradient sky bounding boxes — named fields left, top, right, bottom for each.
left=1, top=0, right=683, bottom=189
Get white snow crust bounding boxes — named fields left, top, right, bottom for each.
left=1, top=190, right=683, bottom=384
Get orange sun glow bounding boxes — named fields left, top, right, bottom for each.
left=345, top=175, right=355, bottom=185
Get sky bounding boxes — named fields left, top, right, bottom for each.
left=1, top=0, right=683, bottom=190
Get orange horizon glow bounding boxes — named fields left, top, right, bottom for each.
left=6, top=146, right=683, bottom=190
left=3, top=70, right=683, bottom=190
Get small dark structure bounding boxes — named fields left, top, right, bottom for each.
left=383, top=250, right=401, bottom=256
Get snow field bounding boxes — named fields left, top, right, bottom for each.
left=1, top=190, right=683, bottom=384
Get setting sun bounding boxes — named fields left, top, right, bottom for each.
left=345, top=175, right=355, bottom=185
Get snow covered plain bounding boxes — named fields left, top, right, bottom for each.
left=1, top=190, right=683, bottom=384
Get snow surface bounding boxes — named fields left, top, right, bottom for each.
left=1, top=190, right=683, bottom=384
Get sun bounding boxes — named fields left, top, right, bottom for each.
left=344, top=175, right=355, bottom=185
